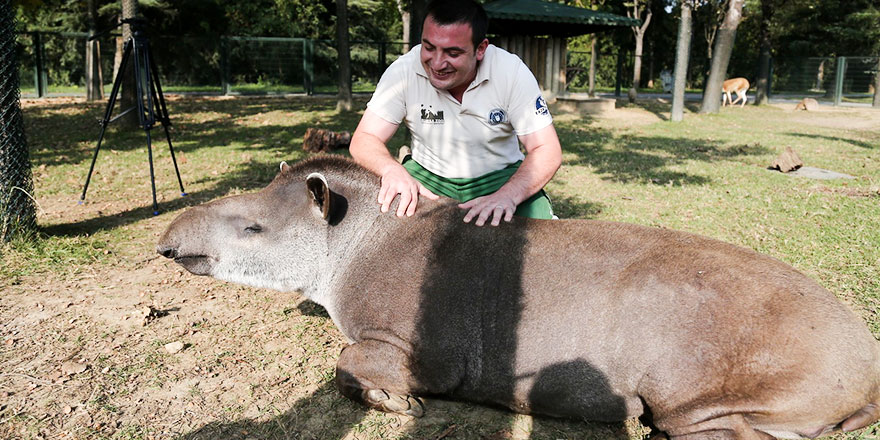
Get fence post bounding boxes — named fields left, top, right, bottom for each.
left=834, top=56, right=846, bottom=106
left=32, top=31, right=47, bottom=97
left=303, top=38, right=314, bottom=95
left=220, top=36, right=230, bottom=95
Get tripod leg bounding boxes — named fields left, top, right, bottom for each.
left=81, top=40, right=133, bottom=204
left=161, top=124, right=186, bottom=196
left=133, top=42, right=161, bottom=215
left=148, top=51, right=186, bottom=196
left=145, top=129, right=159, bottom=215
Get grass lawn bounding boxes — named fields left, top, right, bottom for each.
left=1, top=96, right=878, bottom=439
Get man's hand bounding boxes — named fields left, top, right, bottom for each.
left=378, top=164, right=439, bottom=217
left=459, top=193, right=517, bottom=227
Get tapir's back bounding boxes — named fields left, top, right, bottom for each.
left=474, top=216, right=880, bottom=430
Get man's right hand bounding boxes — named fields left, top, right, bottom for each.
left=378, top=164, right=439, bottom=217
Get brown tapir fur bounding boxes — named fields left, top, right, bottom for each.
left=157, top=155, right=880, bottom=439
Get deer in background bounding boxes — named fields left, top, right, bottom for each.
left=722, top=77, right=750, bottom=107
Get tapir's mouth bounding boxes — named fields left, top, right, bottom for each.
left=174, top=255, right=214, bottom=276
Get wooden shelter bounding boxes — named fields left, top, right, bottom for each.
left=484, top=0, right=638, bottom=98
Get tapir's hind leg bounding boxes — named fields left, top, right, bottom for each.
left=335, top=340, right=425, bottom=417
left=659, top=414, right=776, bottom=440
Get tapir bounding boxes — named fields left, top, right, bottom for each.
left=157, top=155, right=880, bottom=439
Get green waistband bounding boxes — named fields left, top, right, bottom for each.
left=401, top=157, right=554, bottom=219
left=402, top=157, right=522, bottom=202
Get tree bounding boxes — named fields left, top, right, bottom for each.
left=874, top=61, right=880, bottom=108
left=336, top=0, right=353, bottom=112
left=397, top=0, right=411, bottom=52
left=0, top=0, right=37, bottom=241
left=119, top=0, right=139, bottom=127
left=699, top=0, right=744, bottom=113
left=753, top=0, right=774, bottom=105
left=626, top=0, right=653, bottom=102
left=407, top=0, right=427, bottom=49
left=85, top=0, right=103, bottom=101
left=671, top=0, right=694, bottom=121
left=698, top=0, right=725, bottom=67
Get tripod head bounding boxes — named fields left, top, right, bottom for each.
left=89, top=17, right=149, bottom=41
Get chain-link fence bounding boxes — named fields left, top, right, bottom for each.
left=1, top=6, right=36, bottom=241
left=771, top=56, right=879, bottom=105
left=16, top=31, right=412, bottom=97
left=14, top=30, right=880, bottom=105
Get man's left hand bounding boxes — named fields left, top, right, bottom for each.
left=459, top=194, right=517, bottom=227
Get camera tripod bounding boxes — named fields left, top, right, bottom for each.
left=80, top=18, right=186, bottom=215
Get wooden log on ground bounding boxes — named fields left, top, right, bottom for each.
left=794, top=98, right=819, bottom=111
left=303, top=128, right=351, bottom=153
left=770, top=146, right=804, bottom=173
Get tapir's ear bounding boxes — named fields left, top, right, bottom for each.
left=280, top=161, right=291, bottom=173
left=305, top=172, right=331, bottom=221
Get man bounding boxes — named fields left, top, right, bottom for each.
left=349, top=0, right=562, bottom=227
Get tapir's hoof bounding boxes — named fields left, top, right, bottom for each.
left=364, top=389, right=425, bottom=417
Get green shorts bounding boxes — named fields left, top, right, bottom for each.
left=402, top=157, right=554, bottom=219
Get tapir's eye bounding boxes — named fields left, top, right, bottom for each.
left=244, top=224, right=262, bottom=234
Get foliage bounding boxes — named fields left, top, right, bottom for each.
left=10, top=1, right=880, bottom=93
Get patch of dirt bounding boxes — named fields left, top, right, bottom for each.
left=770, top=102, right=880, bottom=130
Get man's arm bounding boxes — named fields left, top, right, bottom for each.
left=458, top=124, right=562, bottom=226
left=349, top=108, right=438, bottom=217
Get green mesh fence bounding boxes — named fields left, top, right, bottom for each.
left=0, top=3, right=36, bottom=241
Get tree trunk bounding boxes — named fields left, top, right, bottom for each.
left=397, top=0, right=411, bottom=53
left=873, top=59, right=880, bottom=108
left=0, top=1, right=37, bottom=240
left=119, top=0, right=139, bottom=127
left=699, top=0, right=744, bottom=114
left=754, top=0, right=773, bottom=106
left=408, top=0, right=427, bottom=50
left=336, top=0, right=353, bottom=112
left=588, top=35, right=597, bottom=97
left=85, top=0, right=103, bottom=101
left=628, top=1, right=652, bottom=102
left=671, top=1, right=693, bottom=122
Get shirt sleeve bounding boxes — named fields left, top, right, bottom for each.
left=507, top=61, right=553, bottom=136
left=366, top=55, right=409, bottom=125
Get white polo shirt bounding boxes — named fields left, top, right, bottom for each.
left=366, top=44, right=553, bottom=179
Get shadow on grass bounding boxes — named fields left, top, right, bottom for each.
left=617, top=99, right=702, bottom=121
left=42, top=157, right=279, bottom=237
left=177, top=381, right=367, bottom=440
left=785, top=132, right=876, bottom=150
left=25, top=97, right=368, bottom=237
left=24, top=97, right=366, bottom=167
left=557, top=125, right=771, bottom=186
left=551, top=194, right=604, bottom=219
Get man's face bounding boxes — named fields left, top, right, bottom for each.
left=420, top=17, right=488, bottom=94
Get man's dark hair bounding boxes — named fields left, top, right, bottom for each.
left=424, top=0, right=488, bottom=49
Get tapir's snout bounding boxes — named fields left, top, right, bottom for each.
left=156, top=243, right=177, bottom=259
left=157, top=208, right=217, bottom=276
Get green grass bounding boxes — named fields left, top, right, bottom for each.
left=3, top=96, right=879, bottom=439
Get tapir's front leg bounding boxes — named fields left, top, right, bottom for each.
left=335, top=340, right=426, bottom=417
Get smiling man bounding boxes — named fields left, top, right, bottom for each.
left=349, top=0, right=562, bottom=226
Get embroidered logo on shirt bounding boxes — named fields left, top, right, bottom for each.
left=535, top=96, right=549, bottom=116
left=487, top=108, right=507, bottom=125
left=420, top=105, right=444, bottom=124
